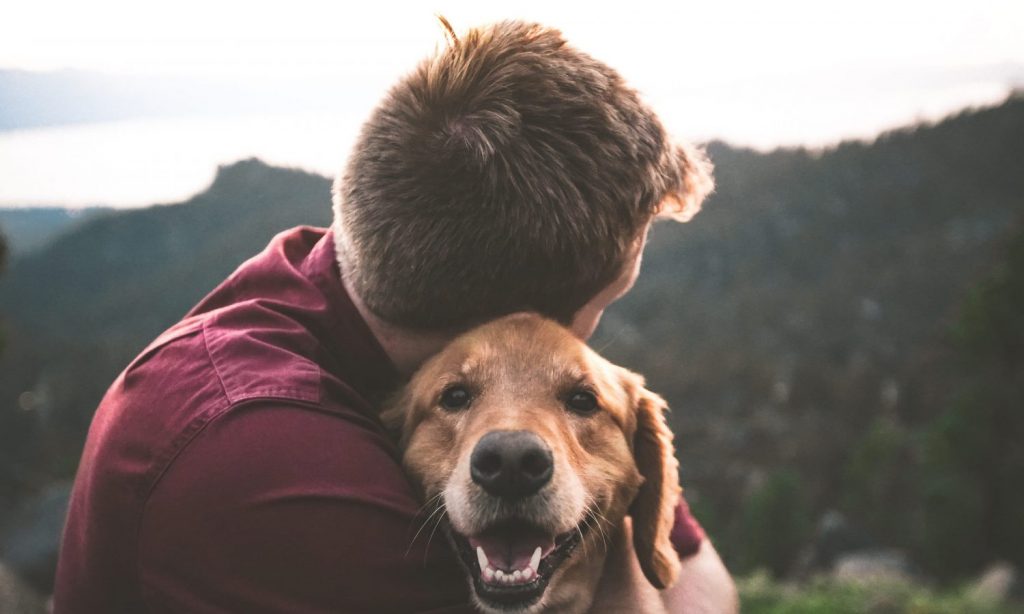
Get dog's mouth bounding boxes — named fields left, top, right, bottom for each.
left=448, top=518, right=588, bottom=610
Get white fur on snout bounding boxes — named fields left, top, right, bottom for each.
left=444, top=441, right=589, bottom=537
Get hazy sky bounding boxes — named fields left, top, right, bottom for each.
left=4, top=1, right=1023, bottom=77
left=2, top=0, right=1023, bottom=207
left=4, top=1, right=1023, bottom=143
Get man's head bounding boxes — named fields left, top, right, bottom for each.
left=333, top=19, right=712, bottom=333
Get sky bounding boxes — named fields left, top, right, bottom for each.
left=1, top=0, right=1023, bottom=207
left=4, top=1, right=1022, bottom=79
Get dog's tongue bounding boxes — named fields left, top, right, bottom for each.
left=468, top=524, right=556, bottom=571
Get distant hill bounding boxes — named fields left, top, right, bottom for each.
left=0, top=207, right=112, bottom=256
left=0, top=159, right=330, bottom=343
left=1, top=96, right=1023, bottom=580
left=590, top=95, right=1024, bottom=572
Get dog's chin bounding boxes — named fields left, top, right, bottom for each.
left=447, top=518, right=589, bottom=613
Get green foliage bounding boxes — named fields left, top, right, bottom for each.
left=839, top=225, right=1024, bottom=579
left=738, top=572, right=1017, bottom=614
left=842, top=417, right=914, bottom=547
left=732, top=469, right=812, bottom=576
left=954, top=227, right=1024, bottom=368
left=914, top=398, right=989, bottom=574
left=913, top=226, right=1024, bottom=576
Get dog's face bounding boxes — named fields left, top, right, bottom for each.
left=384, top=314, right=681, bottom=613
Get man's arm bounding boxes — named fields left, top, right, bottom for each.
left=664, top=540, right=738, bottom=614
left=137, top=402, right=475, bottom=613
left=591, top=512, right=737, bottom=613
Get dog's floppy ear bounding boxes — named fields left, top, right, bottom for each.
left=380, top=389, right=413, bottom=444
left=631, top=386, right=682, bottom=589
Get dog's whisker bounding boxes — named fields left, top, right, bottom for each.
left=582, top=510, right=605, bottom=554
left=407, top=492, right=445, bottom=536
left=406, top=498, right=448, bottom=558
left=423, top=505, right=449, bottom=565
left=413, top=491, right=445, bottom=518
left=580, top=499, right=612, bottom=553
left=590, top=510, right=612, bottom=552
left=576, top=519, right=589, bottom=558
left=579, top=515, right=595, bottom=556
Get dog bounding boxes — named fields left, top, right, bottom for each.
left=383, top=313, right=682, bottom=613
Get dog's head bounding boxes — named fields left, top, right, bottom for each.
left=384, top=313, right=681, bottom=613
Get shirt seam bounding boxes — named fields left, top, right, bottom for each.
left=201, top=316, right=322, bottom=406
left=202, top=319, right=232, bottom=404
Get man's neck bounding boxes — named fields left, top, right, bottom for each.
left=340, top=272, right=455, bottom=377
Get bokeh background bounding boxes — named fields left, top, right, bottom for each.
left=1, top=1, right=1023, bottom=611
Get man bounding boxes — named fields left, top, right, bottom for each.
left=54, top=20, right=736, bottom=613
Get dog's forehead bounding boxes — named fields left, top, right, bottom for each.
left=447, top=315, right=591, bottom=377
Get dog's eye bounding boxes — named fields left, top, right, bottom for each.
left=566, top=390, right=599, bottom=415
left=439, top=385, right=472, bottom=411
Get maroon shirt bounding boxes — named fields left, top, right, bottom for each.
left=53, top=227, right=704, bottom=613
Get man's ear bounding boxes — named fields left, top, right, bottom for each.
left=657, top=141, right=714, bottom=223
left=630, top=387, right=682, bottom=589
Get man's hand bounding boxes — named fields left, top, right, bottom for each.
left=591, top=518, right=738, bottom=613
left=663, top=540, right=738, bottom=613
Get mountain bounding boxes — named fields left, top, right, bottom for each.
left=1, top=96, right=1023, bottom=581
left=0, top=159, right=330, bottom=343
left=598, top=94, right=1023, bottom=483
left=590, top=94, right=1024, bottom=575
left=0, top=208, right=112, bottom=257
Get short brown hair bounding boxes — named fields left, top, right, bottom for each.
left=333, top=19, right=712, bottom=330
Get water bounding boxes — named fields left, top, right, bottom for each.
left=0, top=113, right=362, bottom=208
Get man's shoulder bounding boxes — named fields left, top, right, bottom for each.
left=198, top=304, right=322, bottom=407
left=116, top=305, right=323, bottom=418
left=93, top=303, right=357, bottom=499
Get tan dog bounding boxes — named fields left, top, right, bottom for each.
left=383, top=313, right=681, bottom=613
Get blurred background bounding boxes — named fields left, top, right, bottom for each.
left=1, top=1, right=1023, bottom=611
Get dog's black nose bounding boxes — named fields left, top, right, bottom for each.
left=470, top=430, right=553, bottom=498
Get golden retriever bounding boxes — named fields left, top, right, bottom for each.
left=383, top=313, right=681, bottom=613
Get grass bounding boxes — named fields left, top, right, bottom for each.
left=738, top=571, right=1019, bottom=614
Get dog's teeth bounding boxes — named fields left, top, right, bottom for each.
left=522, top=567, right=534, bottom=581
left=476, top=546, right=489, bottom=571
left=512, top=570, right=522, bottom=582
left=483, top=567, right=495, bottom=582
left=529, top=546, right=542, bottom=572
left=495, top=569, right=505, bottom=582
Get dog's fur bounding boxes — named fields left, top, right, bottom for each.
left=383, top=313, right=681, bottom=613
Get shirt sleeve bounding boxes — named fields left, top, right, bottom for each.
left=137, top=402, right=476, bottom=614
